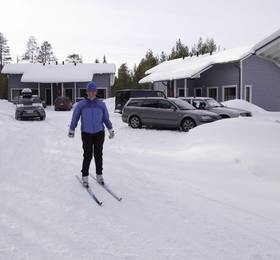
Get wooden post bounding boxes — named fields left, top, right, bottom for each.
left=174, top=80, right=177, bottom=97
left=38, top=83, right=40, bottom=98
left=61, top=82, right=64, bottom=97
left=184, top=79, right=187, bottom=97
left=51, top=83, right=53, bottom=106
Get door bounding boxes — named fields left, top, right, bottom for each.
left=65, top=89, right=73, bottom=101
left=140, top=99, right=160, bottom=125
left=157, top=100, right=178, bottom=126
left=46, top=89, right=51, bottom=105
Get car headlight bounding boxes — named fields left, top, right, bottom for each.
left=16, top=104, right=24, bottom=108
left=200, top=115, right=213, bottom=121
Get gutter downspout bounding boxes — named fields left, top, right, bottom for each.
left=240, top=60, right=243, bottom=100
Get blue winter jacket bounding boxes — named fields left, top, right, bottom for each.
left=70, top=98, right=112, bottom=134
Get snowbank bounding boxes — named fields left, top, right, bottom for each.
left=222, top=99, right=268, bottom=116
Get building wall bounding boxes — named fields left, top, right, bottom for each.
left=8, top=74, right=38, bottom=101
left=7, top=73, right=113, bottom=102
left=92, top=73, right=112, bottom=98
left=187, top=62, right=240, bottom=101
left=243, top=55, right=280, bottom=111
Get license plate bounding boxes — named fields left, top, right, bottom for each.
left=26, top=111, right=33, bottom=114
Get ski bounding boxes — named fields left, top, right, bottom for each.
left=89, top=173, right=122, bottom=202
left=75, top=175, right=103, bottom=206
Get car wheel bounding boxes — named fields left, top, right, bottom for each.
left=129, top=115, right=142, bottom=129
left=220, top=114, right=230, bottom=119
left=40, top=116, right=45, bottom=120
left=181, top=118, right=196, bottom=132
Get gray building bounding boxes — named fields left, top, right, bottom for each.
left=140, top=29, right=280, bottom=111
left=1, top=62, right=116, bottom=105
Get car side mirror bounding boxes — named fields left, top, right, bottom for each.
left=172, top=106, right=177, bottom=111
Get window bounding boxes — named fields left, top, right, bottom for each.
left=11, top=89, right=22, bottom=101
left=79, top=88, right=87, bottom=98
left=223, top=86, right=237, bottom=101
left=141, top=99, right=159, bottom=108
left=178, top=88, right=186, bottom=97
left=245, top=85, right=252, bottom=103
left=194, top=88, right=202, bottom=97
left=170, top=99, right=195, bottom=110
left=207, top=87, right=218, bottom=100
left=98, top=89, right=106, bottom=99
left=158, top=100, right=173, bottom=109
left=127, top=99, right=142, bottom=107
left=65, top=89, right=73, bottom=101
left=192, top=100, right=207, bottom=109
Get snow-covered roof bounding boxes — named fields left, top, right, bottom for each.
left=140, top=28, right=280, bottom=84
left=252, top=29, right=280, bottom=67
left=139, top=46, right=253, bottom=83
left=1, top=63, right=116, bottom=83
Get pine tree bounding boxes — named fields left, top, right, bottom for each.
left=133, top=50, right=159, bottom=88
left=191, top=37, right=217, bottom=56
left=111, top=63, right=132, bottom=96
left=95, top=58, right=100, bottom=63
left=175, top=39, right=189, bottom=58
left=0, top=32, right=12, bottom=67
left=168, top=39, right=189, bottom=60
left=159, top=51, right=167, bottom=63
left=22, top=36, right=39, bottom=63
left=37, top=41, right=56, bottom=63
left=207, top=38, right=217, bottom=53
left=66, top=53, right=83, bottom=63
left=103, top=55, right=107, bottom=63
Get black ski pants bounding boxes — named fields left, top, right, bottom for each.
left=81, top=131, right=105, bottom=177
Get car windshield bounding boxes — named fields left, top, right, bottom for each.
left=171, top=99, right=195, bottom=110
left=206, top=98, right=223, bottom=108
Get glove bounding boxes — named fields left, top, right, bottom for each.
left=68, top=129, right=75, bottom=138
left=108, top=129, right=115, bottom=139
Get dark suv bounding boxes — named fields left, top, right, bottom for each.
left=115, top=89, right=166, bottom=113
left=122, top=97, right=220, bottom=131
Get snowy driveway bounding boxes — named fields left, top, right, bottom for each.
left=1, top=99, right=280, bottom=260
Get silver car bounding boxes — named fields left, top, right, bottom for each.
left=122, top=97, right=221, bottom=131
left=181, top=97, right=252, bottom=118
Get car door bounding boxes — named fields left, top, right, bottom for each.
left=140, top=99, right=161, bottom=125
left=157, top=100, right=179, bottom=127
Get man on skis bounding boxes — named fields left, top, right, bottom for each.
left=68, top=82, right=115, bottom=187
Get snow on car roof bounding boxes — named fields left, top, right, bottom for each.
left=1, top=63, right=116, bottom=83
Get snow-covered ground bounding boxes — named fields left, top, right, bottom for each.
left=1, top=98, right=280, bottom=260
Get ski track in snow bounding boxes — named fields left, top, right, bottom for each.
left=1, top=99, right=280, bottom=260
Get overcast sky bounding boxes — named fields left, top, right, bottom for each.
left=1, top=0, right=279, bottom=69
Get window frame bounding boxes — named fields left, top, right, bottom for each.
left=222, top=85, right=238, bottom=102
left=207, top=87, right=219, bottom=100
left=244, top=85, right=252, bottom=103
left=194, top=87, right=202, bottom=97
